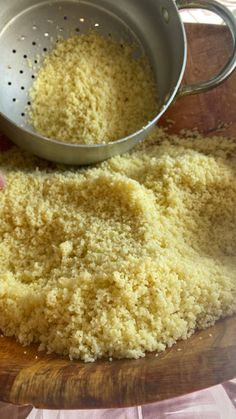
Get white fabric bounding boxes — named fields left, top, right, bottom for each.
left=26, top=383, right=236, bottom=419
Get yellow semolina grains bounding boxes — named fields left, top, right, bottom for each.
left=0, top=127, right=236, bottom=362
left=29, top=32, right=158, bottom=145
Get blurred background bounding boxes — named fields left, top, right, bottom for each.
left=182, top=0, right=236, bottom=23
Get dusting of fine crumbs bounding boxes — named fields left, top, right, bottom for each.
left=28, top=32, right=158, bottom=145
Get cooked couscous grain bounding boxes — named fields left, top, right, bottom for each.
left=0, top=127, right=236, bottom=362
left=29, top=32, right=158, bottom=145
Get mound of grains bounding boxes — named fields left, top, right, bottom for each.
left=0, top=127, right=236, bottom=362
left=29, top=32, right=158, bottom=145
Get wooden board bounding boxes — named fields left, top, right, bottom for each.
left=0, top=24, right=236, bottom=409
left=161, top=23, right=236, bottom=136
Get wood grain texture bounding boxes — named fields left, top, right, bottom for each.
left=0, top=23, right=236, bottom=409
left=161, top=24, right=236, bottom=136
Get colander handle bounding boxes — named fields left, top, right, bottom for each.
left=176, top=0, right=236, bottom=98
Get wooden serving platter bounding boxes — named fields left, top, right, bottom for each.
left=0, top=24, right=236, bottom=409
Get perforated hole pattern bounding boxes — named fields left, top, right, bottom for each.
left=0, top=0, right=145, bottom=132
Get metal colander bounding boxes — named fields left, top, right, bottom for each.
left=0, top=0, right=236, bottom=165
left=0, top=1, right=145, bottom=132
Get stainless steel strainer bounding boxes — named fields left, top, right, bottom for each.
left=0, top=0, right=236, bottom=165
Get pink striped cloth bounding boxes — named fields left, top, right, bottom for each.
left=0, top=381, right=235, bottom=419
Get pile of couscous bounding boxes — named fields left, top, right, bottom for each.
left=29, top=32, right=158, bottom=144
left=0, top=127, right=235, bottom=362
